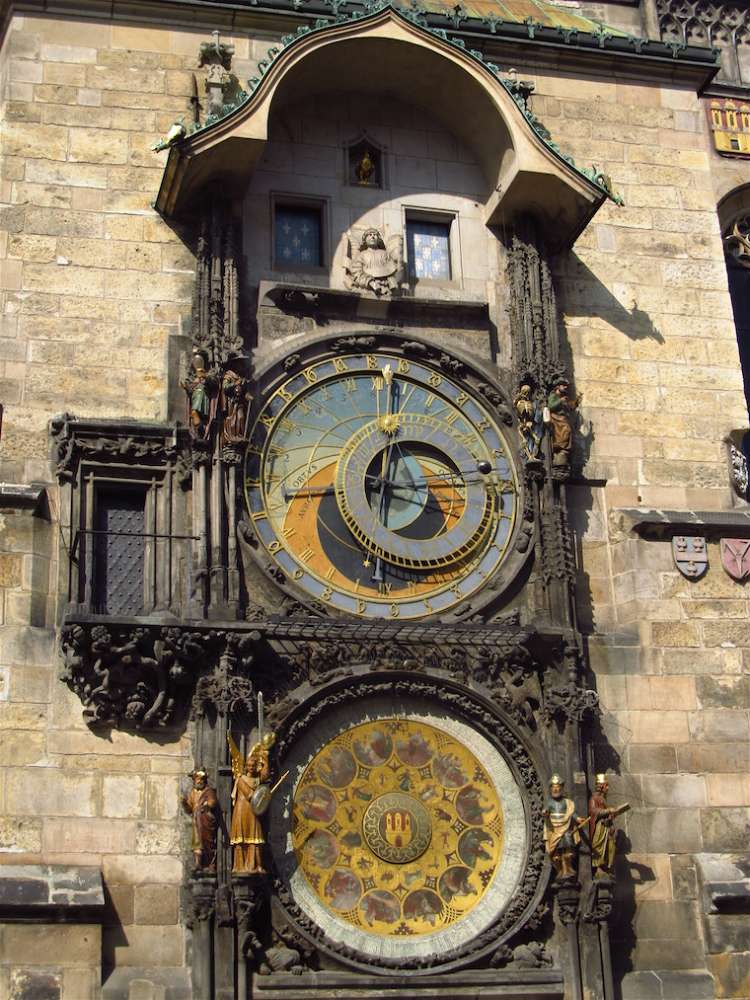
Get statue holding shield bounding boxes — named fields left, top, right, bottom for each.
left=227, top=701, right=288, bottom=876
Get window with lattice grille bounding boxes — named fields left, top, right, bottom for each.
left=93, top=487, right=147, bottom=615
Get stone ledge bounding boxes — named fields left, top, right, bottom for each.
left=616, top=507, right=750, bottom=538
left=695, top=852, right=750, bottom=916
left=253, top=969, right=564, bottom=999
left=258, top=280, right=489, bottom=323
left=0, top=483, right=47, bottom=516
left=0, top=864, right=105, bottom=922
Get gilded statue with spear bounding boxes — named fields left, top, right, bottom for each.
left=227, top=694, right=288, bottom=876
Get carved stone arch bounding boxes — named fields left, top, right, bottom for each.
left=156, top=6, right=607, bottom=248
left=265, top=668, right=551, bottom=974
left=237, top=330, right=535, bottom=622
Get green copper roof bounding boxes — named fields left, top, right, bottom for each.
left=414, top=0, right=631, bottom=38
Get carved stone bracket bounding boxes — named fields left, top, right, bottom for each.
left=234, top=877, right=268, bottom=963
left=582, top=875, right=614, bottom=924
left=60, top=622, right=255, bottom=731
left=185, top=875, right=217, bottom=928
left=543, top=681, right=599, bottom=726
left=552, top=878, right=581, bottom=926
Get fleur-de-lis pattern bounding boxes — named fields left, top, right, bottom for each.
left=275, top=206, right=321, bottom=267
left=407, top=221, right=451, bottom=281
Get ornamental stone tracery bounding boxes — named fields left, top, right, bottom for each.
left=657, top=0, right=750, bottom=83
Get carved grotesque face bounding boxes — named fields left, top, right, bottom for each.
left=364, top=230, right=379, bottom=247
left=550, top=781, right=563, bottom=799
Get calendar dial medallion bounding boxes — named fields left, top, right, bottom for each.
left=244, top=351, right=518, bottom=619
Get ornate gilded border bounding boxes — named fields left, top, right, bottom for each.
left=269, top=672, right=548, bottom=974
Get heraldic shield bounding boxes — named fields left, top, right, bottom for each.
left=672, top=536, right=708, bottom=579
left=720, top=538, right=750, bottom=581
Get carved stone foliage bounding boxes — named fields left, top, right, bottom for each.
left=50, top=414, right=180, bottom=483
left=658, top=0, right=750, bottom=83
left=729, top=440, right=750, bottom=499
left=507, top=237, right=582, bottom=483
left=60, top=623, right=255, bottom=730
left=185, top=203, right=250, bottom=458
left=270, top=676, right=548, bottom=972
left=582, top=875, right=614, bottom=924
left=192, top=203, right=243, bottom=369
left=192, top=630, right=256, bottom=720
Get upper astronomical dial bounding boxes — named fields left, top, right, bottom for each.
left=244, top=352, right=518, bottom=620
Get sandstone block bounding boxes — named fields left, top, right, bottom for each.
left=40, top=43, right=97, bottom=62
left=626, top=744, right=678, bottom=773
left=4, top=923, right=100, bottom=964
left=63, top=967, right=99, bottom=999
left=0, top=730, right=46, bottom=766
left=42, top=818, right=136, bottom=855
left=700, top=807, right=750, bottom=851
left=85, top=65, right=165, bottom=94
left=9, top=968, right=62, bottom=998
left=134, top=884, right=178, bottom=925
left=629, top=710, right=690, bottom=743
left=626, top=807, right=703, bottom=852
left=0, top=817, right=42, bottom=853
left=102, top=775, right=145, bottom=819
left=641, top=774, right=707, bottom=808
left=697, top=675, right=750, bottom=709
left=134, top=822, right=180, bottom=856
left=689, top=709, right=749, bottom=742
left=678, top=742, right=749, bottom=773
left=105, top=883, right=134, bottom=926
left=3, top=122, right=68, bottom=160
left=24, top=207, right=104, bottom=238
left=111, top=24, right=171, bottom=51
left=69, top=127, right=129, bottom=164
left=102, top=854, right=182, bottom=886
left=703, top=621, right=750, bottom=647
left=707, top=952, right=750, bottom=999
left=706, top=773, right=750, bottom=807
left=108, top=924, right=183, bottom=967
left=633, top=899, right=701, bottom=940
left=651, top=621, right=700, bottom=647
left=627, top=937, right=706, bottom=972
left=5, top=768, right=96, bottom=817
left=145, top=777, right=178, bottom=821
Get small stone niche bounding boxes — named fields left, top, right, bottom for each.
left=348, top=138, right=383, bottom=188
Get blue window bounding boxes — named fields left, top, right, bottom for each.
left=407, top=220, right=451, bottom=281
left=274, top=205, right=322, bottom=267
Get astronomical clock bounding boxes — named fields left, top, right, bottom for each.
left=242, top=343, right=525, bottom=621
left=227, top=334, right=566, bottom=984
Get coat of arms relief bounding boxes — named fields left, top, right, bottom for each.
left=344, top=226, right=405, bottom=296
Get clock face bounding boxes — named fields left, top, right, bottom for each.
left=243, top=350, right=518, bottom=619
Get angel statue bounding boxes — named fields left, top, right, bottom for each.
left=344, top=227, right=404, bottom=296
left=227, top=731, right=288, bottom=876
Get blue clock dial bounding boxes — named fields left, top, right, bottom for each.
left=244, top=352, right=518, bottom=619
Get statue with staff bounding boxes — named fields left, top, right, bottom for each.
left=227, top=693, right=289, bottom=876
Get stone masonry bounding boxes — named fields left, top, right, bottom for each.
left=0, top=5, right=748, bottom=998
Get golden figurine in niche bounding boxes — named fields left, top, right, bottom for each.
left=356, top=149, right=376, bottom=185
left=227, top=731, right=287, bottom=876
